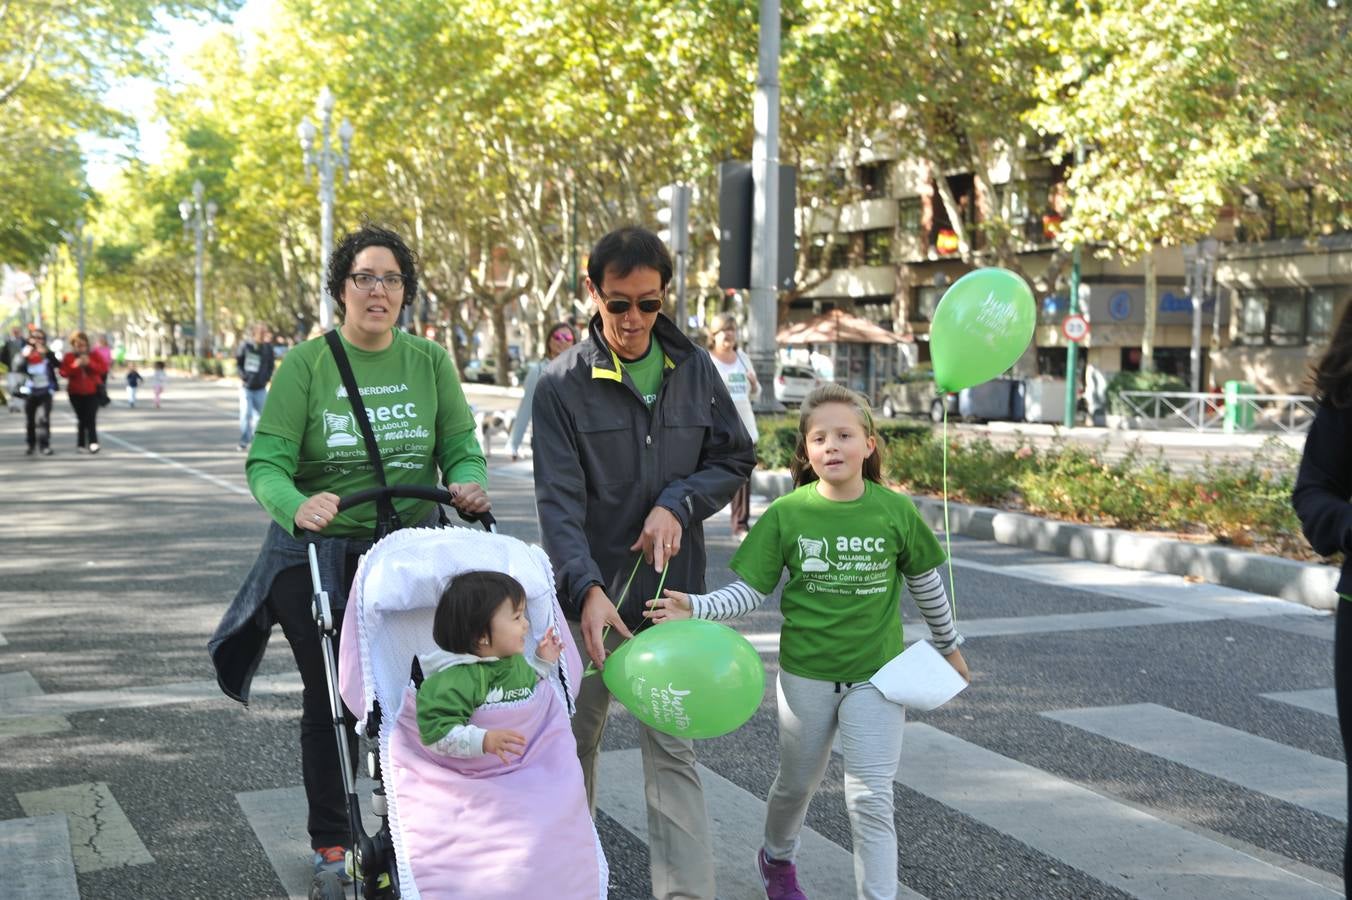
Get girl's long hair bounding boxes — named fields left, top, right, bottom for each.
left=1311, top=301, right=1352, bottom=408
left=789, top=383, right=883, bottom=487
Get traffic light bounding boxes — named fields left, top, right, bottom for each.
left=717, top=161, right=796, bottom=291
left=656, top=183, right=692, bottom=254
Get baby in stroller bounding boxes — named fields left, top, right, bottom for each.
left=338, top=526, right=607, bottom=899
left=416, top=570, right=565, bottom=763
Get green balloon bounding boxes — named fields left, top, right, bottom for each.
left=602, top=619, right=765, bottom=739
left=930, top=268, right=1036, bottom=393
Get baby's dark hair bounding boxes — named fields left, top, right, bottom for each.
left=432, top=570, right=527, bottom=654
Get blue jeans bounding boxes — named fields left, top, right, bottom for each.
left=239, top=385, right=267, bottom=445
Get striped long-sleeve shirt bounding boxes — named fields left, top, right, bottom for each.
left=687, top=567, right=964, bottom=654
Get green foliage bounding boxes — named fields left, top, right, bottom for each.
left=1105, top=369, right=1189, bottom=414
left=868, top=430, right=1302, bottom=554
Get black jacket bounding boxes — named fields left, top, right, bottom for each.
left=1292, top=400, right=1352, bottom=597
left=532, top=313, right=755, bottom=627
left=15, top=350, right=61, bottom=395
left=236, top=340, right=276, bottom=391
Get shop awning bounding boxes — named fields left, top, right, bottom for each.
left=776, top=309, right=912, bottom=345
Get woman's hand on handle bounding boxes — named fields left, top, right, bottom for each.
left=643, top=589, right=693, bottom=624
left=294, top=491, right=341, bottom=533
left=447, top=482, right=491, bottom=514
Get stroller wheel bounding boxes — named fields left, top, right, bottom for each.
left=309, top=871, right=348, bottom=900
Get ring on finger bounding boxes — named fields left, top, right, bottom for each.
left=312, top=514, right=322, bottom=523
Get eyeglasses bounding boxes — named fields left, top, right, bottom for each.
left=347, top=273, right=407, bottom=293
left=550, top=331, right=575, bottom=344
left=596, top=287, right=664, bottom=315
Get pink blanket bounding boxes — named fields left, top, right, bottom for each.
left=387, top=682, right=605, bottom=899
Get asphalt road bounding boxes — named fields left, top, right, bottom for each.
left=0, top=378, right=1343, bottom=899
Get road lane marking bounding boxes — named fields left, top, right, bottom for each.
left=896, top=723, right=1337, bottom=899
left=597, top=748, right=927, bottom=899
left=98, top=431, right=251, bottom=497
left=1262, top=689, right=1337, bottom=718
left=1044, top=703, right=1346, bottom=823
left=17, top=782, right=153, bottom=873
left=0, top=814, right=80, bottom=899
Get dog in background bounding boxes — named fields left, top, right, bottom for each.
left=473, top=408, right=515, bottom=457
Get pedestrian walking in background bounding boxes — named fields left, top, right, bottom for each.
left=15, top=330, right=59, bottom=456
left=532, top=225, right=755, bottom=900
left=210, top=224, right=489, bottom=886
left=60, top=331, right=108, bottom=453
left=236, top=323, right=276, bottom=450
left=707, top=312, right=761, bottom=540
left=125, top=365, right=143, bottom=407
left=648, top=383, right=970, bottom=900
left=5, top=325, right=26, bottom=413
left=506, top=321, right=577, bottom=461
left=150, top=361, right=167, bottom=408
left=1292, top=300, right=1352, bottom=896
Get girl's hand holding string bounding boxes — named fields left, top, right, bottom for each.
left=644, top=589, right=693, bottom=624
left=943, top=647, right=971, bottom=682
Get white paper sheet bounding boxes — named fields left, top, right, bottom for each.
left=869, top=640, right=968, bottom=711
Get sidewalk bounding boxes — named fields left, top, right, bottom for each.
left=936, top=419, right=1305, bottom=472
left=756, top=469, right=1333, bottom=611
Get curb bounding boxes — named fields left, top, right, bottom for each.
left=751, top=470, right=1337, bottom=612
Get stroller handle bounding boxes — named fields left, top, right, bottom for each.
left=336, top=484, right=497, bottom=530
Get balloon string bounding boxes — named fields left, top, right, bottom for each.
left=583, top=555, right=667, bottom=678
left=941, top=403, right=958, bottom=625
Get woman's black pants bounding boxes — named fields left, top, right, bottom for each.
left=267, top=556, right=361, bottom=850
left=69, top=392, right=99, bottom=447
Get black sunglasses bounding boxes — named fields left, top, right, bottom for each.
left=596, top=287, right=664, bottom=315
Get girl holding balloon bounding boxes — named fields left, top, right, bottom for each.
left=646, top=383, right=969, bottom=900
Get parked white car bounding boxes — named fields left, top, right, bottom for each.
left=774, top=364, right=822, bottom=405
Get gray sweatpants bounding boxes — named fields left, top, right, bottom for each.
left=766, top=670, right=906, bottom=900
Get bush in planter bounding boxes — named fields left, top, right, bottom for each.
left=1105, top=369, right=1188, bottom=415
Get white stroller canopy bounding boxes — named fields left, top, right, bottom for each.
left=343, top=526, right=561, bottom=731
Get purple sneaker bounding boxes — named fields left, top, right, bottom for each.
left=757, top=848, right=807, bottom=900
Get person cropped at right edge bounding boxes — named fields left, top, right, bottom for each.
left=1292, top=299, right=1352, bottom=896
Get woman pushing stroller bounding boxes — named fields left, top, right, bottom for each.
left=210, top=224, right=489, bottom=885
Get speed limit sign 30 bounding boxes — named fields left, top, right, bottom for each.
left=1062, top=314, right=1090, bottom=343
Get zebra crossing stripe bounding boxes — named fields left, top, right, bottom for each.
left=1043, top=703, right=1346, bottom=823
left=236, top=781, right=382, bottom=900
left=1262, top=689, right=1337, bottom=719
left=0, top=671, right=71, bottom=740
left=0, top=671, right=302, bottom=719
left=597, top=748, right=927, bottom=899
left=0, top=814, right=79, bottom=900
left=896, top=723, right=1337, bottom=899
left=16, top=782, right=153, bottom=874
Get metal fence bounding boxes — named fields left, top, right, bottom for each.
left=1115, top=391, right=1316, bottom=434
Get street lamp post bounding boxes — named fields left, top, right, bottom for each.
left=297, top=87, right=354, bottom=330
left=179, top=180, right=217, bottom=362
left=60, top=219, right=92, bottom=334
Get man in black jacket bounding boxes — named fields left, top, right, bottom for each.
left=533, top=225, right=755, bottom=900
left=236, top=323, right=275, bottom=450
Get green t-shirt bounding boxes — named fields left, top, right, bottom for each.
left=416, top=655, right=539, bottom=745
left=730, top=480, right=948, bottom=683
left=246, top=330, right=486, bottom=537
left=618, top=336, right=665, bottom=407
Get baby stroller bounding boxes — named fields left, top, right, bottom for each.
left=308, top=485, right=607, bottom=899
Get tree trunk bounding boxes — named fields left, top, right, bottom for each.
left=491, top=302, right=510, bottom=386
left=1141, top=249, right=1157, bottom=372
